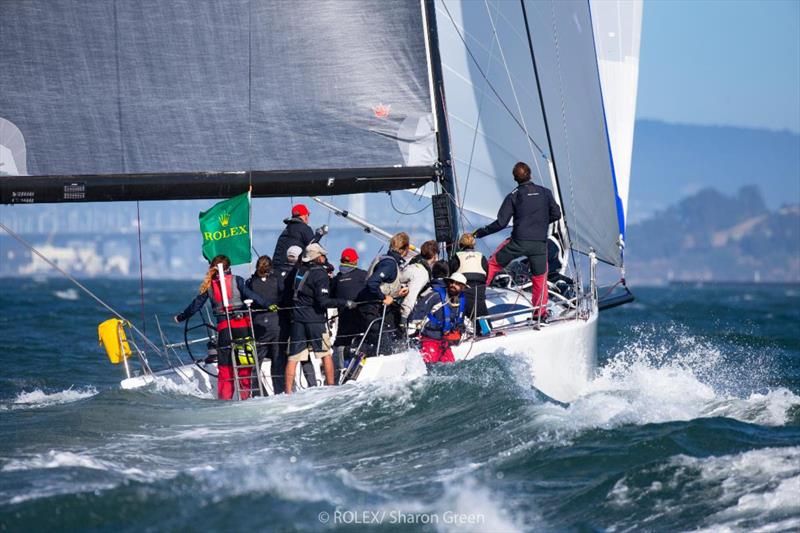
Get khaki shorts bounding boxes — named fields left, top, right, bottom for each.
left=288, top=323, right=331, bottom=362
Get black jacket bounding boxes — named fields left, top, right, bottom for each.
left=331, top=266, right=368, bottom=336
left=272, top=217, right=315, bottom=268
left=291, top=262, right=343, bottom=323
left=247, top=271, right=283, bottom=330
left=475, top=181, right=561, bottom=241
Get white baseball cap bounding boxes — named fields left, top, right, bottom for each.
left=302, top=243, right=328, bottom=262
left=286, top=245, right=303, bottom=259
left=444, top=272, right=470, bottom=287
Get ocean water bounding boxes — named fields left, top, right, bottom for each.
left=1, top=279, right=798, bottom=532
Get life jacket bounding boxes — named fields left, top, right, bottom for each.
left=292, top=264, right=323, bottom=302
left=455, top=250, right=486, bottom=277
left=426, top=286, right=465, bottom=340
left=209, top=273, right=249, bottom=331
left=366, top=254, right=402, bottom=296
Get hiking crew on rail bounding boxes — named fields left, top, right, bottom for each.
left=175, top=255, right=268, bottom=400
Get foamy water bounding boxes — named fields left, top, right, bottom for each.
left=1, top=281, right=797, bottom=531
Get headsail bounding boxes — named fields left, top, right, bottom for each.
left=426, top=0, right=631, bottom=266
left=590, top=0, right=643, bottom=239
left=522, top=0, right=622, bottom=266
left=0, top=0, right=437, bottom=203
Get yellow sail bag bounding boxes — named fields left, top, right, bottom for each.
left=98, top=318, right=131, bottom=364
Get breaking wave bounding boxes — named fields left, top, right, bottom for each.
left=2, top=387, right=98, bottom=411
left=608, top=446, right=800, bottom=532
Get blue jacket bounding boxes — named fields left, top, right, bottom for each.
left=360, top=249, right=403, bottom=300
left=272, top=216, right=315, bottom=268
left=475, top=181, right=561, bottom=241
left=409, top=280, right=466, bottom=340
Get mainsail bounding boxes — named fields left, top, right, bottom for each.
left=0, top=1, right=437, bottom=203
left=1, top=0, right=640, bottom=268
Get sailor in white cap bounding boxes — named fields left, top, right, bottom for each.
left=408, top=272, right=469, bottom=364
left=285, top=242, right=355, bottom=393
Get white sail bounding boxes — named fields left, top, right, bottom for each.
left=590, top=0, right=643, bottom=237
left=431, top=0, right=626, bottom=266
left=430, top=0, right=551, bottom=224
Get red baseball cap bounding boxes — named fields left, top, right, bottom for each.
left=292, top=203, right=310, bottom=217
left=340, top=248, right=359, bottom=264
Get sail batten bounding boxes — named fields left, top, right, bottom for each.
left=0, top=0, right=437, bottom=204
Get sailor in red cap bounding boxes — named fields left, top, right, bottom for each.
left=330, top=248, right=368, bottom=383
left=272, top=203, right=316, bottom=270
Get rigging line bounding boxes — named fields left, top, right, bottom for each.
left=483, top=0, right=545, bottom=183
left=389, top=192, right=431, bottom=216
left=440, top=1, right=547, bottom=158
left=135, top=202, right=146, bottom=335
left=0, top=221, right=165, bottom=358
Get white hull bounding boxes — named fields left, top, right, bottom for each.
left=121, top=303, right=598, bottom=404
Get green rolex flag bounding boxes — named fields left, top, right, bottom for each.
left=199, top=192, right=251, bottom=265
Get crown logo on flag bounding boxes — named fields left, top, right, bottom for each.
left=218, top=211, right=231, bottom=227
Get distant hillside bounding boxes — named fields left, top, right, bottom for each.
left=626, top=186, right=800, bottom=284
left=630, top=120, right=800, bottom=221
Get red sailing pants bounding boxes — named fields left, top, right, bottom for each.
left=486, top=238, right=549, bottom=317
left=420, top=336, right=455, bottom=364
left=217, top=365, right=253, bottom=400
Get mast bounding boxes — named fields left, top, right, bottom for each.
left=519, top=0, right=576, bottom=269
left=422, top=0, right=460, bottom=250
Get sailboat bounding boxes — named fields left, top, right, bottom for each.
left=0, top=0, right=642, bottom=404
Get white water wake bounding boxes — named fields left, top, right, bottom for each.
left=1, top=386, right=98, bottom=411
left=521, top=327, right=799, bottom=436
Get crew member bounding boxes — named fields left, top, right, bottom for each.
left=279, top=245, right=316, bottom=389
left=399, top=240, right=438, bottom=325
left=358, top=232, right=410, bottom=356
left=474, top=161, right=562, bottom=319
left=175, top=255, right=268, bottom=400
left=449, top=233, right=489, bottom=328
left=272, top=204, right=314, bottom=269
left=286, top=243, right=355, bottom=394
left=247, top=255, right=283, bottom=394
left=330, top=248, right=367, bottom=384
left=409, top=273, right=469, bottom=364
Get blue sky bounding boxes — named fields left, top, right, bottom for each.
left=637, top=0, right=800, bottom=133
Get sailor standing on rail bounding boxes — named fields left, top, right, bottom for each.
left=474, top=162, right=562, bottom=320
left=174, top=255, right=268, bottom=401
left=357, top=232, right=410, bottom=356
left=285, top=243, right=356, bottom=394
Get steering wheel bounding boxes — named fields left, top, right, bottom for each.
left=183, top=312, right=219, bottom=378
